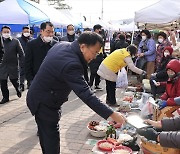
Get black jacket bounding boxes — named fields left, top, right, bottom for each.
left=25, top=35, right=57, bottom=82
left=156, top=56, right=174, bottom=79
left=18, top=35, right=33, bottom=53
left=0, top=36, right=4, bottom=63
left=27, top=41, right=113, bottom=121
left=0, top=37, right=24, bottom=79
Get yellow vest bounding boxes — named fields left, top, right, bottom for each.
left=102, top=48, right=130, bottom=73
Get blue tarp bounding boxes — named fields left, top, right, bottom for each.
left=17, top=0, right=49, bottom=25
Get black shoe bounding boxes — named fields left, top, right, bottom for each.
left=17, top=90, right=22, bottom=98
left=20, top=84, right=24, bottom=91
left=0, top=98, right=9, bottom=104
left=94, top=86, right=103, bottom=91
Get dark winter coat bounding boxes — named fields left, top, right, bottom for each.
left=0, top=36, right=4, bottom=63
left=160, top=116, right=180, bottom=148
left=18, top=35, right=33, bottom=54
left=27, top=41, right=113, bottom=122
left=25, top=35, right=57, bottom=83
left=0, top=37, right=24, bottom=80
left=61, top=34, right=78, bottom=42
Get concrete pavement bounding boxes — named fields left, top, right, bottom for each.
left=0, top=83, right=107, bottom=154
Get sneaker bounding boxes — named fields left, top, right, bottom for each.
left=0, top=98, right=9, bottom=104
left=94, top=86, right=103, bottom=91
left=20, top=84, right=24, bottom=91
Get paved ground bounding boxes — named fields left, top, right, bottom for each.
left=0, top=81, right=109, bottom=154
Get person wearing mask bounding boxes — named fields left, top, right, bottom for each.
left=89, top=24, right=105, bottom=91
left=154, top=59, right=180, bottom=110
left=25, top=22, right=58, bottom=88
left=150, top=46, right=174, bottom=98
left=137, top=30, right=156, bottom=79
left=26, top=32, right=126, bottom=154
left=18, top=26, right=33, bottom=91
left=61, top=24, right=78, bottom=42
left=156, top=32, right=172, bottom=70
left=114, top=34, right=129, bottom=50
left=0, top=26, right=24, bottom=104
left=97, top=45, right=146, bottom=106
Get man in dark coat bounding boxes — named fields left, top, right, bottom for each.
left=26, top=32, right=126, bottom=154
left=18, top=26, right=33, bottom=91
left=61, top=24, right=78, bottom=42
left=89, top=24, right=105, bottom=91
left=0, top=26, right=24, bottom=104
left=25, top=22, right=58, bottom=88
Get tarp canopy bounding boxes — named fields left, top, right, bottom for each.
left=135, top=0, right=180, bottom=29
left=119, top=22, right=139, bottom=32
left=25, top=0, right=72, bottom=27
left=0, top=0, right=29, bottom=24
left=17, top=0, right=49, bottom=25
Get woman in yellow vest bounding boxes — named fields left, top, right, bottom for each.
left=97, top=45, right=146, bottom=106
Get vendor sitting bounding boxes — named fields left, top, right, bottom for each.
left=154, top=59, right=180, bottom=110
left=150, top=46, right=174, bottom=99
left=137, top=96, right=180, bottom=149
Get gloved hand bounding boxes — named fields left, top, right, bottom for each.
left=158, top=100, right=167, bottom=110
left=137, top=128, right=160, bottom=142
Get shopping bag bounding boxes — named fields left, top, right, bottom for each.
left=116, top=67, right=128, bottom=88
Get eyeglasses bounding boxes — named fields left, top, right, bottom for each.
left=87, top=47, right=100, bottom=57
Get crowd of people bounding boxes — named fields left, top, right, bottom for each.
left=0, top=21, right=180, bottom=153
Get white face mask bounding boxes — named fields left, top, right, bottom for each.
left=2, top=33, right=11, bottom=39
left=158, top=38, right=164, bottom=43
left=164, top=52, right=170, bottom=57
left=23, top=32, right=30, bottom=37
left=43, top=36, right=53, bottom=43
left=68, top=30, right=75, bottom=35
left=141, top=36, right=146, bottom=41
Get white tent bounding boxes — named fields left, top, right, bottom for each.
left=25, top=0, right=72, bottom=27
left=119, top=22, right=139, bottom=32
left=135, top=0, right=180, bottom=29
left=0, top=0, right=29, bottom=24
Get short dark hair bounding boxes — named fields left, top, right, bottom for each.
left=67, top=24, right=74, bottom=29
left=83, top=28, right=91, bottom=31
left=40, top=21, right=54, bottom=30
left=127, top=44, right=137, bottom=56
left=157, top=32, right=167, bottom=39
left=1, top=25, right=11, bottom=31
left=140, top=29, right=151, bottom=39
left=22, top=26, right=30, bottom=30
left=93, top=24, right=102, bottom=31
left=78, top=31, right=103, bottom=47
left=119, top=34, right=126, bottom=40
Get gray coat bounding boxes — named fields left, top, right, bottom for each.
left=160, top=116, right=180, bottom=148
left=61, top=34, right=78, bottom=42
left=0, top=37, right=24, bottom=80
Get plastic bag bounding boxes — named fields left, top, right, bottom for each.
left=116, top=67, right=128, bottom=88
left=140, top=101, right=153, bottom=119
